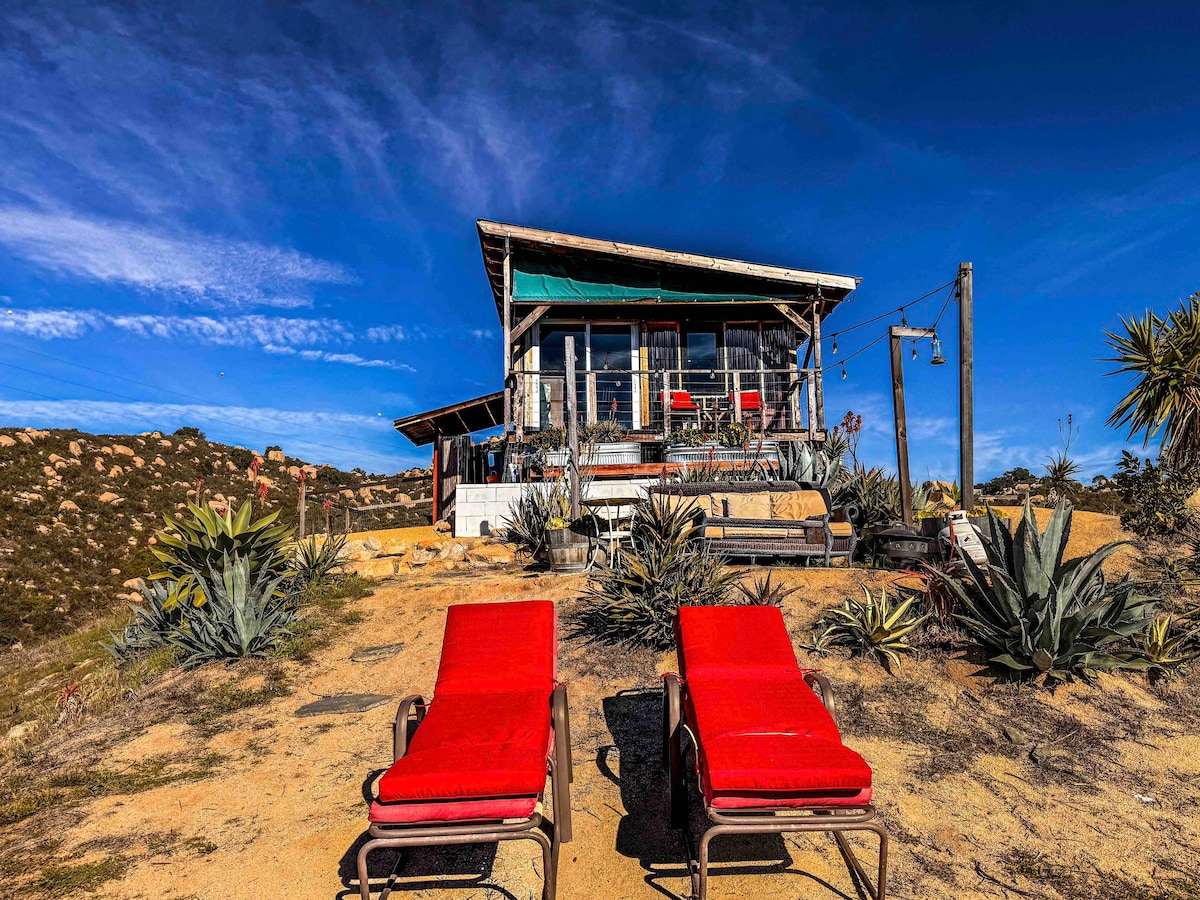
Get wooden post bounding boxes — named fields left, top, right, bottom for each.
left=890, top=328, right=913, bottom=528
left=811, top=301, right=824, bottom=432
left=662, top=370, right=671, bottom=437
left=565, top=336, right=581, bottom=520
left=958, top=262, right=975, bottom=512
left=502, top=235, right=512, bottom=434
left=297, top=482, right=306, bottom=539
left=586, top=371, right=598, bottom=425
left=805, top=371, right=818, bottom=437
left=732, top=371, right=742, bottom=424
left=344, top=506, right=351, bottom=535
left=431, top=437, right=442, bottom=523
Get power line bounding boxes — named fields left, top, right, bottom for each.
left=826, top=279, right=956, bottom=344
left=0, top=338, right=407, bottom=455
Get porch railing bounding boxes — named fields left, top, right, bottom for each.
left=506, top=367, right=822, bottom=437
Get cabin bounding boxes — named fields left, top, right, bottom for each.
left=395, top=220, right=859, bottom=536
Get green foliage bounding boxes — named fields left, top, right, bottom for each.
left=105, top=578, right=185, bottom=661
left=837, top=465, right=902, bottom=527
left=164, top=555, right=297, bottom=667
left=1105, top=293, right=1200, bottom=466
left=150, top=499, right=293, bottom=609
left=734, top=572, right=799, bottom=607
left=290, top=534, right=347, bottom=589
left=577, top=495, right=742, bottom=649
left=1128, top=614, right=1200, bottom=675
left=580, top=420, right=625, bottom=443
left=1111, top=450, right=1200, bottom=539
left=1043, top=452, right=1083, bottom=503
left=173, top=426, right=206, bottom=440
left=528, top=428, right=566, bottom=452
left=979, top=466, right=1036, bottom=495
left=505, top=480, right=570, bottom=559
left=778, top=441, right=844, bottom=490
left=933, top=502, right=1158, bottom=682
left=666, top=426, right=705, bottom=447
left=717, top=421, right=749, bottom=448
left=812, top=585, right=926, bottom=670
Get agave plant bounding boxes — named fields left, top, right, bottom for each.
left=813, top=585, right=926, bottom=670
left=836, top=465, right=901, bottom=528
left=150, top=499, right=293, bottom=609
left=504, top=479, right=572, bottom=559
left=577, top=495, right=742, bottom=649
left=777, top=441, right=844, bottom=490
left=581, top=419, right=626, bottom=444
left=735, top=572, right=799, bottom=607
left=933, top=501, right=1158, bottom=682
left=105, top=578, right=186, bottom=661
left=1127, top=615, right=1200, bottom=674
left=167, top=554, right=296, bottom=667
left=290, top=533, right=347, bottom=589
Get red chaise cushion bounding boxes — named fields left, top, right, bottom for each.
left=434, top=600, right=557, bottom=695
left=677, top=606, right=873, bottom=809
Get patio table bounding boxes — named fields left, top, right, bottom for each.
left=582, top=496, right=642, bottom=560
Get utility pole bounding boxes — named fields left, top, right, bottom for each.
left=958, top=262, right=975, bottom=511
left=564, top=335, right=581, bottom=519
left=890, top=326, right=936, bottom=528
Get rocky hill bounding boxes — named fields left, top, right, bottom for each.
left=0, top=426, right=431, bottom=647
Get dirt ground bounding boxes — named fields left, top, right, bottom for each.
left=3, top=511, right=1199, bottom=899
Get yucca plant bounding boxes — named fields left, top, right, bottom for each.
left=504, top=479, right=572, bottom=559
left=105, top=578, right=186, bottom=661
left=933, top=501, right=1158, bottom=682
left=1044, top=452, right=1082, bottom=503
left=735, top=572, right=799, bottom=607
left=813, top=585, right=927, bottom=670
left=778, top=441, right=844, bottom=490
left=577, top=496, right=742, bottom=648
left=1127, top=615, right=1200, bottom=675
left=150, top=499, right=293, bottom=609
left=290, top=533, right=347, bottom=590
left=166, top=554, right=296, bottom=667
left=837, top=465, right=902, bottom=528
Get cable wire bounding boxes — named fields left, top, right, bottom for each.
left=825, top=279, right=955, bottom=341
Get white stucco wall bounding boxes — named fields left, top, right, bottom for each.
left=454, top=478, right=659, bottom=538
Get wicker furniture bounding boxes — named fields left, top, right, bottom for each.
left=648, top=480, right=856, bottom=565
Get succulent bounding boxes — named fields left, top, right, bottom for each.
left=718, top=421, right=750, bottom=448
left=666, top=427, right=706, bottom=447
left=577, top=495, right=742, bottom=649
left=150, top=499, right=293, bottom=609
left=1127, top=615, right=1200, bottom=674
left=778, top=441, right=844, bottom=490
left=581, top=420, right=626, bottom=444
left=505, top=479, right=572, bottom=559
left=735, top=572, right=799, bottom=607
left=166, top=554, right=296, bottom=667
left=932, top=501, right=1158, bottom=682
left=814, top=585, right=926, bottom=670
left=290, top=533, right=347, bottom=590
left=105, top=577, right=186, bottom=661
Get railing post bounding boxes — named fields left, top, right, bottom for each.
left=586, top=371, right=597, bottom=425
left=662, top=370, right=671, bottom=437
left=344, top=506, right=352, bottom=535
left=565, top=336, right=581, bottom=520
left=732, top=371, right=742, bottom=424
left=805, top=369, right=818, bottom=437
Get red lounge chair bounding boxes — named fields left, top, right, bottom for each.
left=728, top=390, right=762, bottom=430
left=663, top=606, right=887, bottom=900
left=358, top=600, right=572, bottom=899
left=661, top=389, right=700, bottom=411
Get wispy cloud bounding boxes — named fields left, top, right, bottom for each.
left=0, top=208, right=352, bottom=307
left=262, top=344, right=415, bottom=372
left=366, top=325, right=408, bottom=342
left=0, top=308, right=103, bottom=339
left=0, top=398, right=421, bottom=471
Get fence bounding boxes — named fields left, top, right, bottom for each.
left=299, top=475, right=434, bottom=538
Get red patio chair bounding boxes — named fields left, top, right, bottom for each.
left=358, top=600, right=572, bottom=899
left=660, top=390, right=701, bottom=428
left=663, top=606, right=887, bottom=900
left=728, top=391, right=763, bottom=430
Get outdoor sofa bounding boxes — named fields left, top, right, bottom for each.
left=663, top=605, right=888, bottom=900
left=358, top=600, right=572, bottom=900
left=649, top=480, right=857, bottom=565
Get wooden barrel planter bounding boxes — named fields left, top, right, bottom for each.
left=547, top=524, right=591, bottom=573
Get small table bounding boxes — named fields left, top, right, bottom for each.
left=693, top=395, right=729, bottom=432
left=582, top=496, right=642, bottom=560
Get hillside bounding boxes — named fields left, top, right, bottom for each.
left=0, top=426, right=431, bottom=647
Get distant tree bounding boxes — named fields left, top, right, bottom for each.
left=979, top=466, right=1036, bottom=495
left=1044, top=452, right=1082, bottom=504
left=173, top=426, right=206, bottom=440
left=1105, top=293, right=1200, bottom=466
left=1111, top=450, right=1200, bottom=539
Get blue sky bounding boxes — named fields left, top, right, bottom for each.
left=1, top=1, right=1197, bottom=477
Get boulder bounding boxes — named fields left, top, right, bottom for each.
left=113, top=444, right=135, bottom=456
left=379, top=538, right=413, bottom=557
left=363, top=536, right=382, bottom=552
left=0, top=434, right=15, bottom=448
left=94, top=458, right=105, bottom=472
left=48, top=453, right=66, bottom=464
left=17, top=432, right=33, bottom=445
left=68, top=440, right=81, bottom=456
left=109, top=465, right=124, bottom=478
left=410, top=547, right=437, bottom=565
left=438, top=542, right=468, bottom=562
left=467, top=544, right=517, bottom=567
left=4, top=723, right=35, bottom=745
left=340, top=539, right=378, bottom=562
left=133, top=457, right=145, bottom=468
left=434, top=519, right=452, bottom=533
left=267, top=449, right=285, bottom=462
left=159, top=439, right=172, bottom=448
left=344, top=557, right=400, bottom=579
left=58, top=500, right=80, bottom=512
left=98, top=492, right=122, bottom=505
left=154, top=456, right=166, bottom=467
left=43, top=465, right=56, bottom=478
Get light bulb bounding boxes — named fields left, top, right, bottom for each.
left=841, top=364, right=847, bottom=380
left=832, top=337, right=838, bottom=354
left=901, top=308, right=908, bottom=327
left=911, top=343, right=918, bottom=361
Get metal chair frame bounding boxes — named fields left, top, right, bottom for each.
left=358, top=685, right=573, bottom=900
left=662, top=672, right=888, bottom=900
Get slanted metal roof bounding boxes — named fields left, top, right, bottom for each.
left=477, top=219, right=860, bottom=319
left=393, top=392, right=505, bottom=446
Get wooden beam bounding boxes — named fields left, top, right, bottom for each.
left=811, top=304, right=824, bottom=431
left=502, top=236, right=512, bottom=433
left=959, top=262, right=975, bottom=511
left=565, top=336, right=581, bottom=520
left=773, top=303, right=812, bottom=337
left=509, top=304, right=550, bottom=345
left=890, top=328, right=914, bottom=528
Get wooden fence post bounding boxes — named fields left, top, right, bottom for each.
left=565, top=336, right=581, bottom=520
left=298, top=483, right=306, bottom=539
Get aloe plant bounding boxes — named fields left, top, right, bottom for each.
left=813, top=585, right=926, bottom=670
left=934, top=501, right=1157, bottom=682
left=167, top=554, right=296, bottom=667
left=150, top=499, right=293, bottom=609
left=1128, top=615, right=1200, bottom=674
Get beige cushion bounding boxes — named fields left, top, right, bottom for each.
left=703, top=525, right=724, bottom=539
left=829, top=521, right=854, bottom=537
left=717, top=491, right=772, bottom=520
left=770, top=490, right=828, bottom=521
left=657, top=494, right=712, bottom=518
left=723, top=526, right=784, bottom=538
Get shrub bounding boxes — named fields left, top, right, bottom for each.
left=150, top=500, right=293, bottom=609
left=581, top=420, right=625, bottom=444
left=734, top=572, right=798, bottom=607
left=290, top=534, right=347, bottom=590
left=577, top=496, right=741, bottom=648
left=528, top=428, right=566, bottom=452
left=1111, top=450, right=1200, bottom=539
left=933, top=502, right=1157, bottom=682
left=665, top=427, right=705, bottom=447
left=173, top=426, right=206, bottom=440
left=811, top=585, right=926, bottom=670
left=717, top=421, right=749, bottom=448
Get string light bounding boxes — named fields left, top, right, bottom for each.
left=911, top=342, right=918, bottom=361
left=832, top=337, right=839, bottom=354
left=841, top=363, right=848, bottom=380
left=901, top=307, right=908, bottom=327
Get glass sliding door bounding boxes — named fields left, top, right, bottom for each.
left=682, top=323, right=722, bottom=397
left=538, top=325, right=585, bottom=431
left=589, top=325, right=634, bottom=428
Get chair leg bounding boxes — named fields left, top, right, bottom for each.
left=832, top=825, right=889, bottom=900
left=528, top=824, right=556, bottom=900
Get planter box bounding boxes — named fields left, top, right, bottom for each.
left=664, top=441, right=779, bottom=465
left=545, top=442, right=641, bottom=467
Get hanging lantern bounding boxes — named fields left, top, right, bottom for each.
left=709, top=368, right=716, bottom=380
left=841, top=363, right=848, bottom=380
left=930, top=336, right=947, bottom=366
left=832, top=336, right=839, bottom=355
left=911, top=342, right=918, bottom=361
